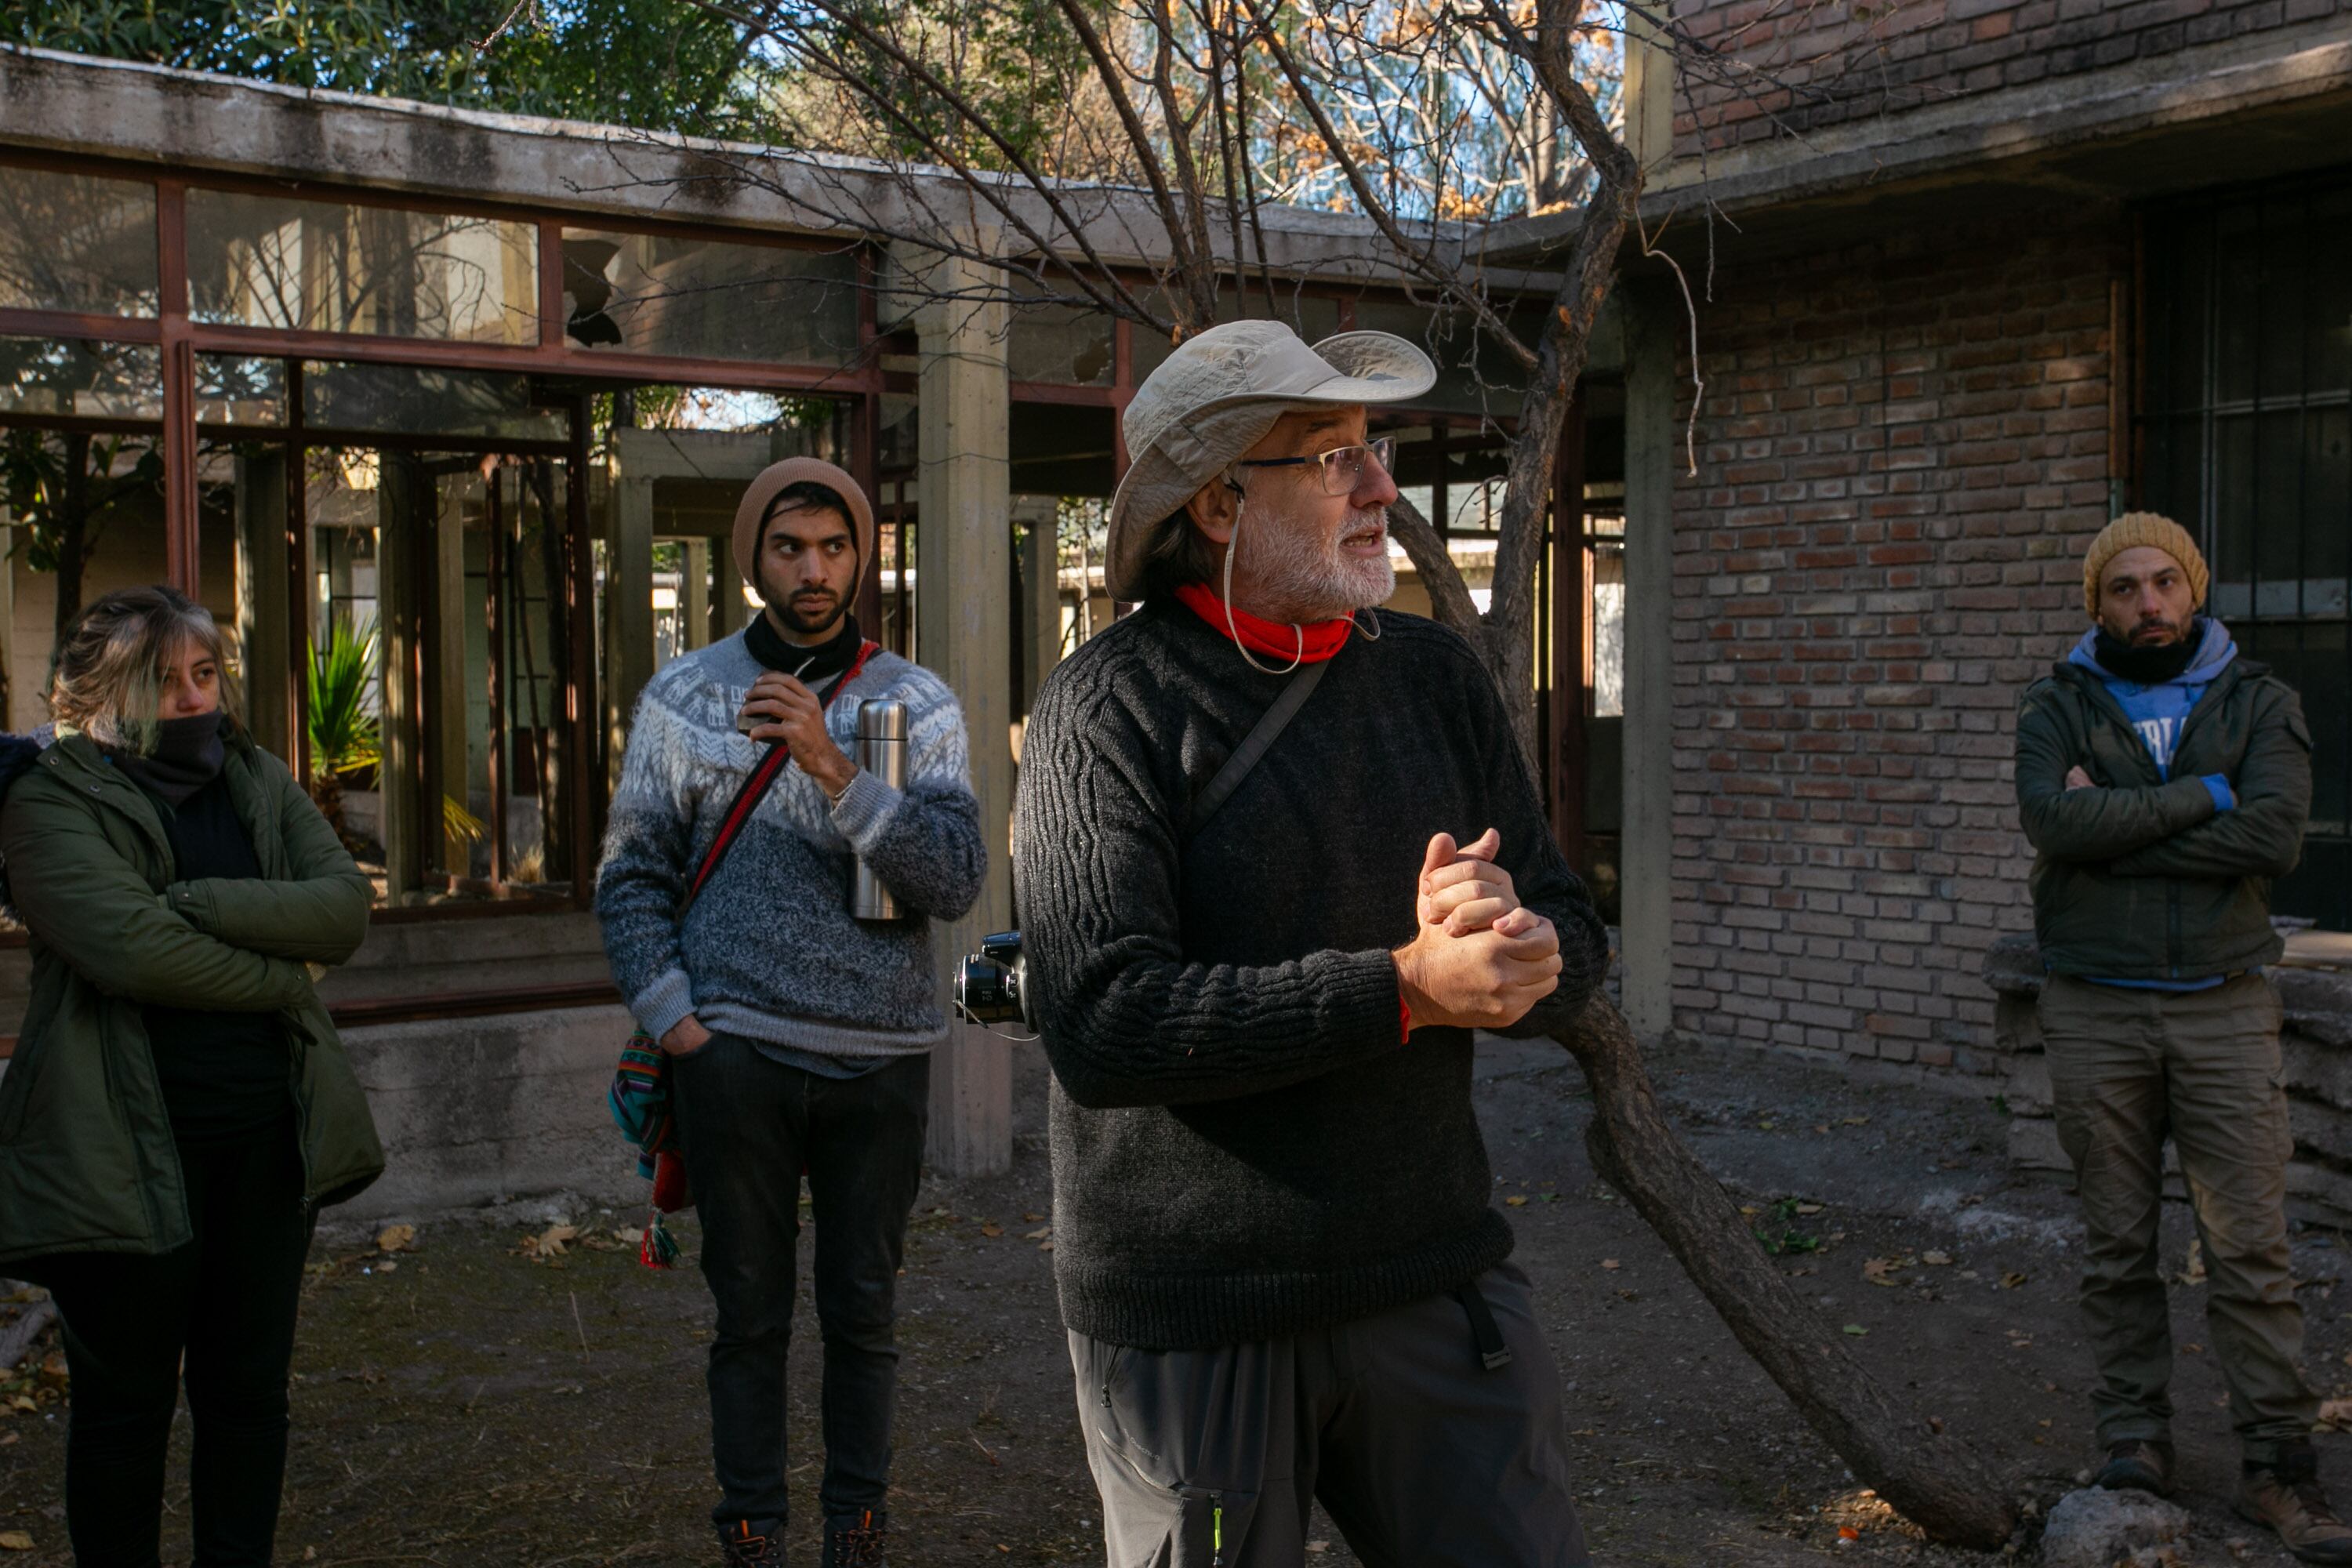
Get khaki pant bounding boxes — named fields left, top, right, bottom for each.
left=2041, top=973, right=2317, bottom=1461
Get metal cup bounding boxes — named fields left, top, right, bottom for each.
left=852, top=698, right=908, bottom=920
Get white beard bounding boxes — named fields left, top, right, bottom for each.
left=1233, top=503, right=1395, bottom=623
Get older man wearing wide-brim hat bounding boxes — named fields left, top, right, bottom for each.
left=1014, top=318, right=1610, bottom=1566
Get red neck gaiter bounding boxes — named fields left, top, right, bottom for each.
left=1174, top=582, right=1354, bottom=664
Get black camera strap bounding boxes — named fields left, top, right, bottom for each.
left=1185, top=657, right=1331, bottom=837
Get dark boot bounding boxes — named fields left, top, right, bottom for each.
left=2239, top=1445, right=2352, bottom=1565
left=718, top=1517, right=786, bottom=1567
left=2096, top=1438, right=2176, bottom=1496
left=819, top=1509, right=887, bottom=1568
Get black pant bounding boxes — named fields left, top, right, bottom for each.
left=40, top=1115, right=313, bottom=1568
left=670, top=1035, right=930, bottom=1527
left=1070, top=1263, right=1588, bottom=1567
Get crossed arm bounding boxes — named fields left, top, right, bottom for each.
left=2013, top=683, right=2311, bottom=880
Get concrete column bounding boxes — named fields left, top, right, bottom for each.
left=1620, top=284, right=1678, bottom=1042
left=1624, top=6, right=1677, bottom=177
left=233, top=451, right=293, bottom=765
left=681, top=538, right=711, bottom=653
left=714, top=543, right=750, bottom=638
left=905, top=245, right=1014, bottom=1179
left=1017, top=497, right=1062, bottom=710
left=377, top=456, right=427, bottom=904
left=604, top=472, right=655, bottom=795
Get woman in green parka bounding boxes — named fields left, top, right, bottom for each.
left=0, top=585, right=383, bottom=1568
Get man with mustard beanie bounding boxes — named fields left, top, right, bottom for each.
left=597, top=459, right=985, bottom=1568
left=2015, top=513, right=2337, bottom=1559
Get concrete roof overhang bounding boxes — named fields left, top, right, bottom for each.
left=0, top=44, right=1574, bottom=299
left=1490, top=17, right=2352, bottom=272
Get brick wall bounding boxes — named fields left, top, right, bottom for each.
left=1664, top=206, right=2124, bottom=1072
left=1671, top=0, right=2352, bottom=157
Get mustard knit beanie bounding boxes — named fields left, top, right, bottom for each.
left=2082, top=512, right=2207, bottom=619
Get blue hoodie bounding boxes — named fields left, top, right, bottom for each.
left=2067, top=616, right=2240, bottom=990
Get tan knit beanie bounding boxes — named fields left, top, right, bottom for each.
left=2082, top=512, right=2206, bottom=618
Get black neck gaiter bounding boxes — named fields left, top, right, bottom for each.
left=745, top=610, right=863, bottom=688
left=111, top=713, right=228, bottom=808
left=2092, top=619, right=2204, bottom=684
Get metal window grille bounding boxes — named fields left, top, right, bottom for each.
left=2138, top=167, right=2352, bottom=931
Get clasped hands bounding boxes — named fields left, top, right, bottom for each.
left=1392, top=829, right=1563, bottom=1032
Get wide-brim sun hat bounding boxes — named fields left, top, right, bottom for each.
left=732, top=456, right=877, bottom=601
left=1105, top=319, right=1437, bottom=601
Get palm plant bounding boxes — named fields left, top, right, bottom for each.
left=306, top=613, right=380, bottom=840
left=305, top=613, right=485, bottom=851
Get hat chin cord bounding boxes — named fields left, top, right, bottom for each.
left=1216, top=492, right=1386, bottom=671
left=1221, top=501, right=1306, bottom=677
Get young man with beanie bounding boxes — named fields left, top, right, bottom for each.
left=2014, top=512, right=2338, bottom=1559
left=597, top=457, right=986, bottom=1568
left=1013, top=319, right=1607, bottom=1567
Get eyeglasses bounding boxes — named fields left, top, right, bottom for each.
left=1233, top=436, right=1395, bottom=497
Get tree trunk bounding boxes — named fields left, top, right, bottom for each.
left=1557, top=993, right=2020, bottom=1550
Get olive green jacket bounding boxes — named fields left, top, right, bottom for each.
left=0, top=729, right=383, bottom=1268
left=2014, top=655, right=2312, bottom=982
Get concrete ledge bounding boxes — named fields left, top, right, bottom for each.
left=338, top=1002, right=641, bottom=1223
left=1985, top=929, right=2352, bottom=1228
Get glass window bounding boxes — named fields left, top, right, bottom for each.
left=0, top=336, right=162, bottom=420
left=296, top=447, right=583, bottom=902
left=1009, top=302, right=1113, bottom=386
left=560, top=230, right=859, bottom=365
left=303, top=361, right=566, bottom=443
left=0, top=167, right=158, bottom=317
left=0, top=429, right=168, bottom=739
left=189, top=190, right=537, bottom=344
left=197, top=354, right=286, bottom=426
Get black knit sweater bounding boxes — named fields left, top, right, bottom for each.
left=1012, top=601, right=1607, bottom=1349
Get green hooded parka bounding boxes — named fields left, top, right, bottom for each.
left=0, top=728, right=383, bottom=1269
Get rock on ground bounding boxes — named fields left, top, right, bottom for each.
left=2039, top=1486, right=2194, bottom=1568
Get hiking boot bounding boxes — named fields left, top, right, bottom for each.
left=717, top=1517, right=786, bottom=1567
left=2238, top=1445, right=2352, bottom=1565
left=820, top=1510, right=887, bottom=1568
left=2096, top=1438, right=2176, bottom=1496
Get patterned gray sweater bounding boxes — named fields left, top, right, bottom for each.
left=595, top=632, right=985, bottom=1058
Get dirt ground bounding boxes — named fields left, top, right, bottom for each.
left=5, top=1034, right=2350, bottom=1566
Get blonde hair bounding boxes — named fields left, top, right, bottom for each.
left=49, top=585, right=241, bottom=752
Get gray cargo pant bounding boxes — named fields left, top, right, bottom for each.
left=2041, top=973, right=2318, bottom=1461
left=1068, top=1262, right=1588, bottom=1568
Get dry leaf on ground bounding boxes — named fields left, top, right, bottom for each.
left=375, top=1224, right=416, bottom=1254
left=1921, top=1250, right=1953, bottom=1266
left=979, top=1223, right=1003, bottom=1239
left=519, top=1223, right=578, bottom=1261
left=0, top=1532, right=33, bottom=1551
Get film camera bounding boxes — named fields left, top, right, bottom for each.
left=955, top=931, right=1030, bottom=1029
left=954, top=931, right=1031, bottom=1029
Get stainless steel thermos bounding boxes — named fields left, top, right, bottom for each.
left=851, top=698, right=908, bottom=920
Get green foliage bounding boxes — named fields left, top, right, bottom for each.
left=0, top=427, right=162, bottom=573
left=306, top=613, right=382, bottom=781
left=5, top=0, right=776, bottom=140
left=1751, top=1197, right=1824, bottom=1257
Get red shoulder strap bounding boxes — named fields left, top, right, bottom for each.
left=682, top=641, right=880, bottom=911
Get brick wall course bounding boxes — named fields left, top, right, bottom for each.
left=1668, top=0, right=2348, bottom=158
left=1661, top=206, right=2125, bottom=1073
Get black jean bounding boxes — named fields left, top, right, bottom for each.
left=38, top=1114, right=313, bottom=1568
left=670, top=1035, right=931, bottom=1528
